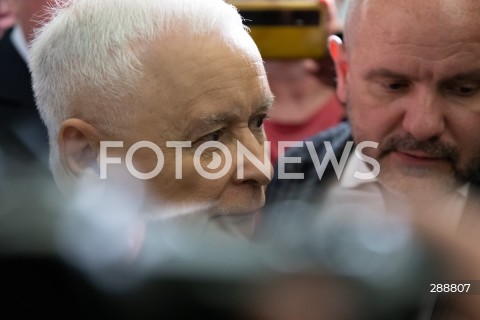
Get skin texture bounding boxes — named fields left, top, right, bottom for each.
left=60, top=32, right=274, bottom=224
left=128, top=34, right=273, bottom=216
left=330, top=0, right=480, bottom=200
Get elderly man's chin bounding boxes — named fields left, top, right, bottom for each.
left=145, top=187, right=265, bottom=238
left=208, top=188, right=266, bottom=238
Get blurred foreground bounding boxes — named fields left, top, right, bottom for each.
left=1, top=171, right=480, bottom=320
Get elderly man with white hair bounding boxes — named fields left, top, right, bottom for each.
left=29, top=0, right=274, bottom=238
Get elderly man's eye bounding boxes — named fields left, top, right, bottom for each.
left=202, top=129, right=224, bottom=142
left=251, top=114, right=267, bottom=130
left=213, top=130, right=223, bottom=141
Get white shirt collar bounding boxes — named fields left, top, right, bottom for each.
left=10, top=25, right=29, bottom=63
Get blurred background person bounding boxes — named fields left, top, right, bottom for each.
left=0, top=0, right=15, bottom=39
left=0, top=0, right=55, bottom=178
left=264, top=53, right=345, bottom=164
left=0, top=0, right=59, bottom=255
left=264, top=0, right=347, bottom=164
left=242, top=0, right=347, bottom=164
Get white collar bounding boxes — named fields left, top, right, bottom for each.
left=10, top=25, right=29, bottom=63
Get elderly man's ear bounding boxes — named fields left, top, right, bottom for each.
left=58, top=118, right=101, bottom=181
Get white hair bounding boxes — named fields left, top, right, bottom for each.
left=29, top=0, right=251, bottom=187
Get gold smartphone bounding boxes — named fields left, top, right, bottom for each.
left=228, top=0, right=328, bottom=59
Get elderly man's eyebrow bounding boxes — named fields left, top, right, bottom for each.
left=198, top=96, right=275, bottom=126
left=198, top=110, right=240, bottom=127
left=260, top=95, right=275, bottom=112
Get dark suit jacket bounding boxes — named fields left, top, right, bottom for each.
left=0, top=27, right=49, bottom=176
left=258, top=121, right=353, bottom=238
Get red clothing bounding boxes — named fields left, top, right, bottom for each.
left=264, top=95, right=345, bottom=165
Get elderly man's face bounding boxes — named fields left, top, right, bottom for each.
left=335, top=0, right=480, bottom=197
left=114, top=34, right=273, bottom=218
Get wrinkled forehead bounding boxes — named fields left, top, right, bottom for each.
left=210, top=19, right=263, bottom=60
left=195, top=26, right=264, bottom=69
left=349, top=0, right=480, bottom=48
left=138, top=28, right=267, bottom=113
left=145, top=28, right=265, bottom=80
